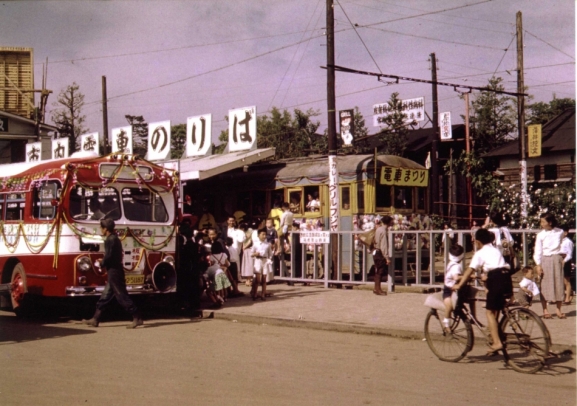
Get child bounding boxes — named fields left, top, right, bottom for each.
left=443, top=244, right=465, bottom=332
left=515, top=266, right=540, bottom=308
left=205, top=242, right=231, bottom=307
left=251, top=228, right=273, bottom=301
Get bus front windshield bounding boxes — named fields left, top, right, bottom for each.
left=70, top=186, right=121, bottom=221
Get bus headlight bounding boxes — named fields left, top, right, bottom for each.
left=163, top=255, right=175, bottom=267
left=76, top=256, right=93, bottom=273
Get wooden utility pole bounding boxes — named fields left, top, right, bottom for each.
left=102, top=76, right=109, bottom=154
left=516, top=11, right=528, bottom=221
left=430, top=53, right=440, bottom=216
left=326, top=0, right=339, bottom=285
left=464, top=92, right=473, bottom=226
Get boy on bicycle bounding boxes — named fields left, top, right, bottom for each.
left=443, top=244, right=465, bottom=332
left=453, top=228, right=512, bottom=356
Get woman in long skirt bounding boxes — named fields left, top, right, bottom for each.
left=534, top=213, right=566, bottom=319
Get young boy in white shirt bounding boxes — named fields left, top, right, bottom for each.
left=442, top=244, right=465, bottom=332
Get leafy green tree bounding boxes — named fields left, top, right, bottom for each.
left=216, top=108, right=323, bottom=159
left=375, top=92, right=414, bottom=156
left=467, top=77, right=517, bottom=155
left=171, top=123, right=186, bottom=159
left=51, top=82, right=88, bottom=153
left=125, top=115, right=148, bottom=157
left=526, top=96, right=575, bottom=126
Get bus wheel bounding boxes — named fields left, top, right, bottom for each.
left=10, top=263, right=29, bottom=317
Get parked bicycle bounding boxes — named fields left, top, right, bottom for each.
left=424, top=293, right=552, bottom=374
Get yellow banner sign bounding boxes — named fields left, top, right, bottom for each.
left=380, top=166, right=428, bottom=187
left=527, top=124, right=542, bottom=157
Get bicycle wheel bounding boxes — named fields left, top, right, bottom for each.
left=500, top=307, right=550, bottom=374
left=424, top=309, right=473, bottom=362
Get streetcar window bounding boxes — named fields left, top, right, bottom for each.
left=304, top=186, right=320, bottom=212
left=5, top=193, right=25, bottom=221
left=394, top=186, right=413, bottom=210
left=376, top=184, right=391, bottom=208
left=356, top=182, right=365, bottom=211
left=122, top=188, right=168, bottom=223
left=70, top=186, right=121, bottom=221
left=33, top=181, right=60, bottom=220
left=289, top=190, right=302, bottom=214
left=417, top=187, right=426, bottom=210
left=341, top=186, right=350, bottom=211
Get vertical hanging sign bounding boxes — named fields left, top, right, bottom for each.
left=439, top=112, right=452, bottom=140
left=186, top=114, right=212, bottom=157
left=111, top=126, right=133, bottom=154
left=80, top=132, right=100, bottom=154
left=527, top=124, right=542, bottom=157
left=148, top=120, right=171, bottom=161
left=52, top=138, right=69, bottom=159
left=25, top=142, right=42, bottom=163
left=228, top=106, right=256, bottom=152
left=339, top=109, right=354, bottom=146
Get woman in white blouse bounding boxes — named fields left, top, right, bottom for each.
left=534, top=213, right=565, bottom=319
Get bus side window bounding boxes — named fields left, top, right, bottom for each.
left=33, top=182, right=59, bottom=220
left=6, top=193, right=25, bottom=221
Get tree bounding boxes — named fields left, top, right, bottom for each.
left=348, top=106, right=370, bottom=154
left=125, top=115, right=148, bottom=157
left=526, top=96, right=575, bottom=126
left=216, top=108, right=323, bottom=159
left=51, top=82, right=88, bottom=153
left=171, top=123, right=186, bottom=159
left=375, top=92, right=414, bottom=156
left=467, top=77, right=517, bottom=155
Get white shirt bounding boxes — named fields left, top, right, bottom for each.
left=280, top=210, right=294, bottom=234
left=561, top=236, right=574, bottom=263
left=228, top=245, right=240, bottom=263
left=468, top=244, right=509, bottom=273
left=227, top=227, right=245, bottom=251
left=533, top=228, right=563, bottom=265
left=444, top=261, right=462, bottom=288
left=489, top=227, right=513, bottom=254
left=519, top=277, right=540, bottom=296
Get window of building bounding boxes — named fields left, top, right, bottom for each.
left=544, top=164, right=557, bottom=180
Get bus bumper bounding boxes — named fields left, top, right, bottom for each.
left=65, top=284, right=176, bottom=296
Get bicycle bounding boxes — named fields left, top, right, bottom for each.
left=424, top=293, right=552, bottom=374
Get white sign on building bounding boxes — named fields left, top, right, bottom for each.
left=25, top=142, right=42, bottom=163
left=439, top=112, right=452, bottom=140
left=228, top=106, right=257, bottom=152
left=80, top=132, right=100, bottom=154
left=186, top=114, right=212, bottom=157
left=148, top=120, right=171, bottom=161
left=111, top=126, right=133, bottom=154
left=373, top=97, right=425, bottom=127
left=52, top=138, right=69, bottom=159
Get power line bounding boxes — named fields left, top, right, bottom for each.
left=524, top=30, right=575, bottom=61
left=337, top=0, right=382, bottom=73
left=491, top=34, right=516, bottom=77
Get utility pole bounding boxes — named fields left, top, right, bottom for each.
left=327, top=0, right=339, bottom=285
left=516, top=11, right=528, bottom=221
left=464, top=92, right=473, bottom=226
left=430, top=53, right=439, bottom=216
left=102, top=76, right=109, bottom=154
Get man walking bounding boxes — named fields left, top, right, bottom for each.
left=83, top=219, right=143, bottom=329
left=373, top=215, right=393, bottom=296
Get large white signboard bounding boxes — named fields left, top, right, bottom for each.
left=228, top=106, right=256, bottom=152
left=52, top=138, right=69, bottom=159
left=25, top=142, right=42, bottom=162
left=186, top=114, right=212, bottom=157
left=373, top=97, right=425, bottom=127
left=111, top=126, right=133, bottom=154
left=81, top=132, right=100, bottom=154
left=148, top=120, right=171, bottom=161
left=439, top=112, right=452, bottom=140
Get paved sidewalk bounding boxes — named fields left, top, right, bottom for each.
left=201, top=283, right=576, bottom=352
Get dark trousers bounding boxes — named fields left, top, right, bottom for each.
left=96, top=268, right=138, bottom=315
left=373, top=250, right=387, bottom=275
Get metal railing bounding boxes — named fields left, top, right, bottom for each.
left=274, top=228, right=543, bottom=292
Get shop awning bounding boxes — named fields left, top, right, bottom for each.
left=177, top=148, right=275, bottom=181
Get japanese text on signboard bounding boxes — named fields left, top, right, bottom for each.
left=373, top=97, right=425, bottom=126
left=527, top=124, right=542, bottom=157
left=300, top=231, right=330, bottom=244
left=380, top=166, right=428, bottom=187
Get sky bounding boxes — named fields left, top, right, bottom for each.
left=1, top=0, right=575, bottom=146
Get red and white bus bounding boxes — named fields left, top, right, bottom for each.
left=0, top=152, right=179, bottom=315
